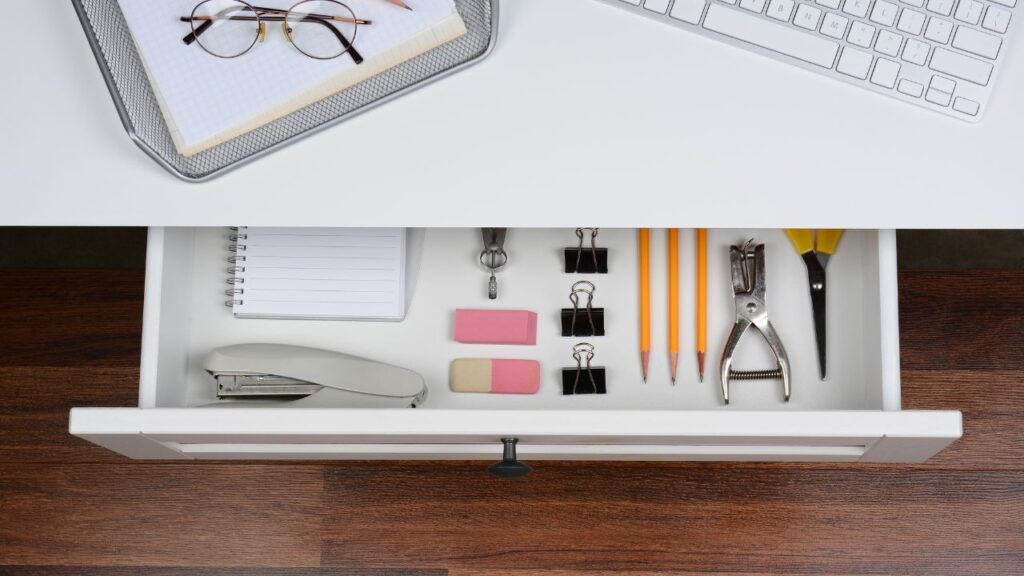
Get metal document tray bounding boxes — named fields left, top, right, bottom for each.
left=71, top=0, right=499, bottom=182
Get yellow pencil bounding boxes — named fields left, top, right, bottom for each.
left=668, top=229, right=680, bottom=384
left=696, top=228, right=708, bottom=382
left=639, top=228, right=651, bottom=382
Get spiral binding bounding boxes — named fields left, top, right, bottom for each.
left=225, top=227, right=248, bottom=307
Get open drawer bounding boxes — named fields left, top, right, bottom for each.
left=70, top=228, right=961, bottom=463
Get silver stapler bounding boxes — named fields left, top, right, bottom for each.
left=204, top=343, right=427, bottom=408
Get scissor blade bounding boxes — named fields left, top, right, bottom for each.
left=801, top=252, right=828, bottom=381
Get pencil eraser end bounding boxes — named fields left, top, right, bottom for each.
left=453, top=309, right=537, bottom=345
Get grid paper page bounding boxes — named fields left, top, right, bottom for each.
left=117, top=0, right=465, bottom=155
left=232, top=227, right=406, bottom=320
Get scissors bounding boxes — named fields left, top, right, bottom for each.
left=784, top=229, right=844, bottom=381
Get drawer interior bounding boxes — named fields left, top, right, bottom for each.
left=142, top=228, right=897, bottom=412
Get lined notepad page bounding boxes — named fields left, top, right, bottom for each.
left=233, top=228, right=406, bottom=320
left=116, top=0, right=466, bottom=156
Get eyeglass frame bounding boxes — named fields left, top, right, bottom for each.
left=180, top=0, right=370, bottom=63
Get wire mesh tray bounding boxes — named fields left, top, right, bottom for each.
left=71, top=0, right=498, bottom=182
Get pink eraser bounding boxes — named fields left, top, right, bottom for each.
left=450, top=359, right=541, bottom=394
left=454, top=309, right=537, bottom=345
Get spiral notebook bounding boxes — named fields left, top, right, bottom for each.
left=227, top=227, right=407, bottom=320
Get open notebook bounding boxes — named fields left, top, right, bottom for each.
left=116, top=1, right=466, bottom=156
left=227, top=227, right=407, bottom=320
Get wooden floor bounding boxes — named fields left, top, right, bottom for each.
left=0, top=268, right=1021, bottom=575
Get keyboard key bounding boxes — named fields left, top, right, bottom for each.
left=821, top=13, right=850, bottom=38
left=871, top=58, right=901, bottom=87
left=930, top=47, right=994, bottom=85
left=952, top=26, right=1002, bottom=59
left=924, top=17, right=953, bottom=43
left=926, top=88, right=952, bottom=105
left=817, top=0, right=842, bottom=7
left=644, top=0, right=672, bottom=13
left=898, top=78, right=924, bottom=96
left=930, top=75, right=956, bottom=93
left=901, top=0, right=925, bottom=6
left=953, top=97, right=980, bottom=116
left=795, top=4, right=824, bottom=29
left=741, top=0, right=768, bottom=12
left=954, top=0, right=983, bottom=24
left=926, top=0, right=954, bottom=15
left=702, top=4, right=840, bottom=67
left=989, top=0, right=1015, bottom=8
left=843, top=0, right=871, bottom=17
left=848, top=21, right=877, bottom=47
left=670, top=0, right=707, bottom=24
left=902, top=38, right=930, bottom=64
left=621, top=0, right=642, bottom=5
left=767, top=0, right=796, bottom=21
left=897, top=10, right=926, bottom=35
left=982, top=6, right=1011, bottom=34
left=870, top=1, right=900, bottom=26
left=837, top=47, right=873, bottom=78
left=875, top=30, right=904, bottom=56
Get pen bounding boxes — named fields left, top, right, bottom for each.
left=639, top=228, right=651, bottom=382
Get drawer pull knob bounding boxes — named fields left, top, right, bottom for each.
left=487, top=437, right=532, bottom=478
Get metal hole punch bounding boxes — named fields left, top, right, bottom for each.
left=562, top=280, right=605, bottom=337
left=479, top=228, right=508, bottom=300
left=719, top=240, right=791, bottom=405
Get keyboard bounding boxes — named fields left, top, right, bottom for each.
left=599, top=0, right=1017, bottom=120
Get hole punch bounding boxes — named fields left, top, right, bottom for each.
left=719, top=240, right=791, bottom=405
left=561, top=280, right=605, bottom=337
left=561, top=342, right=606, bottom=395
left=480, top=228, right=508, bottom=300
left=564, top=228, right=608, bottom=273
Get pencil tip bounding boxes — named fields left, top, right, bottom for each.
left=405, top=5, right=413, bottom=10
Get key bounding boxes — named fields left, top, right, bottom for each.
left=954, top=0, right=983, bottom=24
left=875, top=30, right=904, bottom=56
left=767, top=0, right=796, bottom=21
left=953, top=97, right=980, bottom=116
left=898, top=78, right=924, bottom=96
left=741, top=0, right=769, bottom=13
left=952, top=26, right=1002, bottom=59
left=982, top=6, right=1011, bottom=34
left=926, top=0, right=954, bottom=15
left=622, top=0, right=642, bottom=5
left=924, top=17, right=952, bottom=43
left=837, top=47, right=873, bottom=78
left=930, top=75, right=956, bottom=93
left=902, top=38, right=931, bottom=64
left=871, top=58, right=901, bottom=87
left=843, top=0, right=871, bottom=18
left=645, top=0, right=672, bottom=13
left=795, top=4, right=824, bottom=29
left=821, top=13, right=850, bottom=38
left=817, top=0, right=842, bottom=8
left=849, top=21, right=877, bottom=47
left=926, top=88, right=951, bottom=106
left=897, top=9, right=926, bottom=35
left=702, top=4, right=841, bottom=67
left=871, top=1, right=900, bottom=26
left=670, top=0, right=707, bottom=24
left=902, top=0, right=925, bottom=7
left=989, top=0, right=1015, bottom=8
left=930, top=47, right=993, bottom=85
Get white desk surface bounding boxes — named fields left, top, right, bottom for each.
left=1, top=0, right=1021, bottom=228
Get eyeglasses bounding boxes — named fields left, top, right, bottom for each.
left=181, top=0, right=370, bottom=62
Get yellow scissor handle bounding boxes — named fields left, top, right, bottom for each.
left=784, top=229, right=815, bottom=254
left=815, top=229, right=844, bottom=256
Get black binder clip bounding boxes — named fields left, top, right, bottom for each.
left=562, top=343, right=606, bottom=395
left=561, top=281, right=605, bottom=337
left=564, top=228, right=608, bottom=273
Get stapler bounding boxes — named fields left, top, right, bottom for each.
left=204, top=344, right=427, bottom=408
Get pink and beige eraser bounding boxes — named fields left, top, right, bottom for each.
left=453, top=309, right=537, bottom=345
left=450, top=359, right=541, bottom=394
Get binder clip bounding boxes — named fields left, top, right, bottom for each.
left=562, top=343, right=606, bottom=395
left=561, top=281, right=605, bottom=337
left=564, top=228, right=608, bottom=273
left=719, top=240, right=791, bottom=405
left=480, top=228, right=508, bottom=300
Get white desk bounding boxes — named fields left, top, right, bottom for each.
left=1, top=0, right=1021, bottom=228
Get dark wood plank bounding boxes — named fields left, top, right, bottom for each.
left=898, top=271, right=1024, bottom=372
left=0, top=269, right=144, bottom=367
left=0, top=464, right=324, bottom=568
left=0, top=367, right=139, bottom=464
left=321, top=463, right=1023, bottom=575
left=0, top=569, right=443, bottom=576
